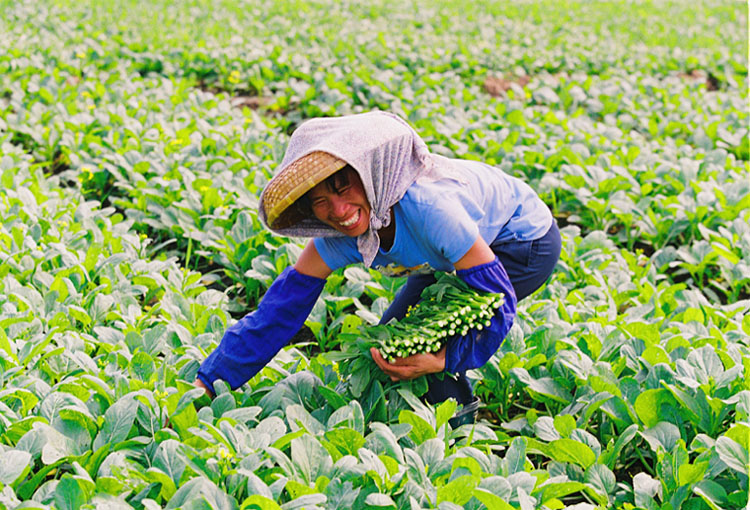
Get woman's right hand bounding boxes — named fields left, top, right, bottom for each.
left=194, top=378, right=214, bottom=399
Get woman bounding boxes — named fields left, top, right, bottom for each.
left=195, top=111, right=561, bottom=424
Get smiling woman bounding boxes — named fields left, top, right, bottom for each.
left=305, top=166, right=372, bottom=237
left=195, top=111, right=561, bottom=425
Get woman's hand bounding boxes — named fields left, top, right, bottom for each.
left=194, top=378, right=214, bottom=399
left=370, top=346, right=446, bottom=381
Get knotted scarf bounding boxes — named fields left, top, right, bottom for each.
left=259, top=111, right=461, bottom=267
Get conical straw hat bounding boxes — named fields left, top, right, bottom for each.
left=262, top=151, right=347, bottom=229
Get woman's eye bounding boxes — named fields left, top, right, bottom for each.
left=336, top=186, right=351, bottom=194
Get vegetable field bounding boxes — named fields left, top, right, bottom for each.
left=0, top=0, right=748, bottom=508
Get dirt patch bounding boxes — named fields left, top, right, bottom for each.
left=196, top=81, right=272, bottom=108
left=483, top=74, right=531, bottom=97
left=678, top=69, right=720, bottom=91
left=230, top=94, right=274, bottom=111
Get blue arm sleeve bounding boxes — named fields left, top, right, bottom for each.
left=197, top=266, right=326, bottom=390
left=444, top=258, right=517, bottom=373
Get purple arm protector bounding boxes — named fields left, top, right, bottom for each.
left=444, top=258, right=517, bottom=373
left=197, top=266, right=326, bottom=390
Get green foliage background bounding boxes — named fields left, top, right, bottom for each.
left=0, top=1, right=748, bottom=509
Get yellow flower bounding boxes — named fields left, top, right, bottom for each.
left=76, top=51, right=86, bottom=59
left=228, top=70, right=241, bottom=84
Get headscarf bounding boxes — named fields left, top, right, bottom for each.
left=259, top=111, right=460, bottom=267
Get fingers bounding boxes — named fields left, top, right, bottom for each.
left=371, top=348, right=401, bottom=381
left=370, top=347, right=425, bottom=381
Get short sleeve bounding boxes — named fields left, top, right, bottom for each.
left=417, top=194, right=481, bottom=264
left=313, top=236, right=362, bottom=271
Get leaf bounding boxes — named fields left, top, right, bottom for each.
left=547, top=438, right=596, bottom=468
left=642, top=345, right=670, bottom=366
left=0, top=449, right=31, bottom=485
left=68, top=305, right=92, bottom=327
left=317, top=386, right=348, bottom=410
left=146, top=467, right=177, bottom=501
left=623, top=322, right=660, bottom=343
left=325, top=428, right=365, bottom=457
left=633, top=472, right=662, bottom=509
left=130, top=351, right=156, bottom=382
left=640, top=422, right=681, bottom=453
left=511, top=369, right=571, bottom=403
left=93, top=395, right=138, bottom=450
left=165, top=477, right=236, bottom=510
left=533, top=481, right=587, bottom=503
left=366, top=423, right=405, bottom=464
left=599, top=424, right=639, bottom=468
left=285, top=479, right=316, bottom=498
left=437, top=474, right=480, bottom=506
left=693, top=480, right=728, bottom=510
left=172, top=387, right=206, bottom=417
left=54, top=474, right=92, bottom=510
left=323, top=480, right=360, bottom=510
left=715, top=436, right=749, bottom=475
left=585, top=463, right=616, bottom=498
left=153, top=440, right=186, bottom=486
left=682, top=307, right=705, bottom=324
left=517, top=486, right=535, bottom=510
left=286, top=404, right=325, bottom=436
left=435, top=399, right=458, bottom=431
left=533, top=416, right=560, bottom=441
left=504, top=437, right=527, bottom=475
left=398, top=410, right=436, bottom=445
left=291, top=435, right=333, bottom=485
left=635, top=389, right=678, bottom=428
left=279, top=493, right=326, bottom=509
left=364, top=493, right=396, bottom=507
left=241, top=494, right=281, bottom=510
left=328, top=401, right=365, bottom=435
left=473, top=488, right=514, bottom=510
left=687, top=345, right=724, bottom=382
left=34, top=424, right=79, bottom=465
left=725, top=423, right=750, bottom=451
left=553, top=414, right=576, bottom=437
left=678, top=461, right=708, bottom=487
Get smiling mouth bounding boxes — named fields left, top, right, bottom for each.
left=338, top=210, right=361, bottom=228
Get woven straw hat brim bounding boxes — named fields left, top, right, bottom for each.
left=263, top=151, right=348, bottom=229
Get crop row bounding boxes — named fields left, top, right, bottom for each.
left=1, top=61, right=747, bottom=315
left=0, top=0, right=748, bottom=509
left=1, top=143, right=747, bottom=506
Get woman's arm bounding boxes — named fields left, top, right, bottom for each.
left=452, top=236, right=496, bottom=271
left=295, top=240, right=334, bottom=279
left=194, top=240, right=330, bottom=396
left=371, top=236, right=501, bottom=381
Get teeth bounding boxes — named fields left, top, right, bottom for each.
left=339, top=210, right=360, bottom=227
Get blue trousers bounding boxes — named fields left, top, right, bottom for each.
left=379, top=221, right=562, bottom=411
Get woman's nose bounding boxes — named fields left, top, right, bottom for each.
left=329, top=195, right=349, bottom=217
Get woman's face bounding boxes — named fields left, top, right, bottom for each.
left=307, top=168, right=371, bottom=236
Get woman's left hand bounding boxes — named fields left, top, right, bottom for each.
left=370, top=346, right=446, bottom=381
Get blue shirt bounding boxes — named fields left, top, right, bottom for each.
left=315, top=159, right=552, bottom=275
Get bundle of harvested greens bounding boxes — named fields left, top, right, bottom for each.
left=364, top=273, right=505, bottom=362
